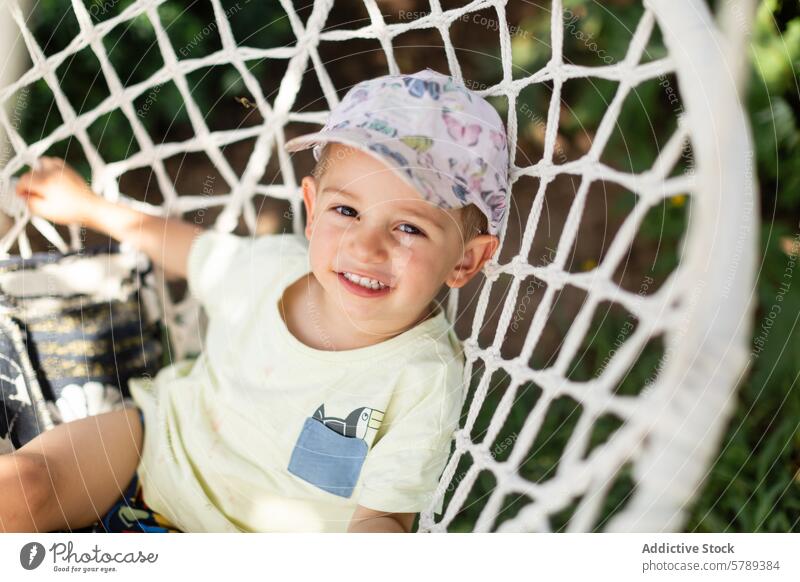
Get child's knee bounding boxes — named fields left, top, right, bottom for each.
left=0, top=452, right=55, bottom=531
left=15, top=452, right=55, bottom=504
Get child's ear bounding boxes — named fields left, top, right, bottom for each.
left=445, top=234, right=499, bottom=289
left=301, top=176, right=319, bottom=241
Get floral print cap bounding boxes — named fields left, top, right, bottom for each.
left=284, top=68, right=509, bottom=235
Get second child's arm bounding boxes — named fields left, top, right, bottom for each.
left=86, top=197, right=202, bottom=280
left=16, top=157, right=202, bottom=279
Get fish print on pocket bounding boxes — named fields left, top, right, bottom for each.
left=287, top=404, right=385, bottom=498
left=311, top=404, right=384, bottom=438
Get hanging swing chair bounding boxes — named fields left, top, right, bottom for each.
left=0, top=0, right=757, bottom=532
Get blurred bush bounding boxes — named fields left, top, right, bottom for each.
left=17, top=0, right=293, bottom=174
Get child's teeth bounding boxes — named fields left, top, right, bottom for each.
left=343, top=272, right=386, bottom=290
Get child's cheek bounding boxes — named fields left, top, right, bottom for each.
left=417, top=252, right=450, bottom=290
left=400, top=252, right=440, bottom=295
left=318, top=215, right=348, bottom=237
left=389, top=240, right=414, bottom=277
left=312, top=217, right=344, bottom=246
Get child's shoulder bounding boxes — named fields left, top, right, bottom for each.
left=404, top=309, right=464, bottom=364
left=251, top=231, right=308, bottom=256
left=189, top=230, right=308, bottom=319
left=235, top=231, right=308, bottom=276
left=388, top=317, right=465, bottom=397
left=377, top=331, right=465, bottom=448
left=193, top=229, right=306, bottom=263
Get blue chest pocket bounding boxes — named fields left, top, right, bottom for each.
left=287, top=417, right=368, bottom=498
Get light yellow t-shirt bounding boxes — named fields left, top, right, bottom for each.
left=128, top=230, right=465, bottom=532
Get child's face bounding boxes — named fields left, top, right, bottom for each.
left=302, top=143, right=497, bottom=336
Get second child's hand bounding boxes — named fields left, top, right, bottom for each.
left=15, top=156, right=203, bottom=280
left=15, top=157, right=97, bottom=226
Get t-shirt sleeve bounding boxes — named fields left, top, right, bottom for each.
left=187, top=229, right=304, bottom=322
left=357, top=359, right=464, bottom=515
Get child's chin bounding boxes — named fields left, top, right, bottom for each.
left=338, top=292, right=393, bottom=316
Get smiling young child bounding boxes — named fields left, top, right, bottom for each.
left=0, top=68, right=509, bottom=533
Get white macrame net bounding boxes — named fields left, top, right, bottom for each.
left=0, top=0, right=756, bottom=532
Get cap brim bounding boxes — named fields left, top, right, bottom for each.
left=284, top=128, right=422, bottom=192
left=284, top=128, right=378, bottom=156
left=283, top=131, right=326, bottom=155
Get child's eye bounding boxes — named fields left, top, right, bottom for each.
left=332, top=205, right=357, bottom=217
left=398, top=223, right=423, bottom=236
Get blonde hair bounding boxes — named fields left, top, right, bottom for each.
left=311, top=143, right=332, bottom=183
left=457, top=203, right=489, bottom=240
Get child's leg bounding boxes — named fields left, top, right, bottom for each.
left=0, top=407, right=143, bottom=532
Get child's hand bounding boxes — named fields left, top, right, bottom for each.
left=15, top=157, right=98, bottom=225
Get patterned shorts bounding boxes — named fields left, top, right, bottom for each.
left=81, top=409, right=181, bottom=533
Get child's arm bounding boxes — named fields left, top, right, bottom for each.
left=347, top=505, right=415, bottom=533
left=15, top=157, right=202, bottom=279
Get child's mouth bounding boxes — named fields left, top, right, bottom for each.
left=336, top=272, right=392, bottom=298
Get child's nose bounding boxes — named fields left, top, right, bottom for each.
left=345, top=222, right=391, bottom=264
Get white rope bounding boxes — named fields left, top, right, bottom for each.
left=0, top=0, right=755, bottom=532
